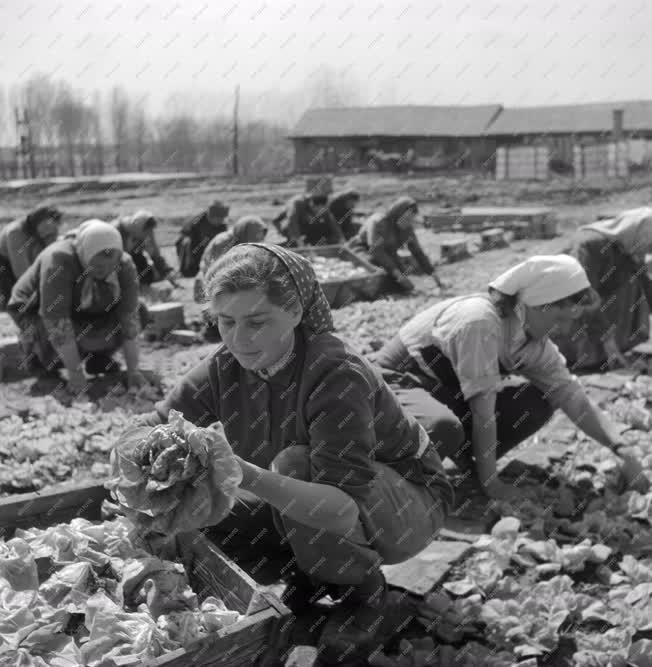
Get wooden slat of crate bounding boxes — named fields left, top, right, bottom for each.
left=0, top=482, right=109, bottom=537
left=0, top=482, right=292, bottom=666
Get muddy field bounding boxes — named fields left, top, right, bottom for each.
left=2, top=172, right=652, bottom=665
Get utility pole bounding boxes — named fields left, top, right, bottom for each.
left=15, top=107, right=36, bottom=179
left=232, top=85, right=239, bottom=176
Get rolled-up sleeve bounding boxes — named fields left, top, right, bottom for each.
left=519, top=339, right=582, bottom=409
left=446, top=320, right=502, bottom=400
left=39, top=252, right=76, bottom=347
left=306, top=359, right=379, bottom=503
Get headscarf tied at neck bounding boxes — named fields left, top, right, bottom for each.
left=582, top=207, right=652, bottom=258
left=71, top=219, right=123, bottom=311
left=488, top=254, right=590, bottom=307
left=244, top=243, right=334, bottom=334
left=232, top=215, right=267, bottom=243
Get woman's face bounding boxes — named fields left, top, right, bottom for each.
left=212, top=288, right=302, bottom=371
left=87, top=248, right=122, bottom=279
left=524, top=302, right=584, bottom=340
left=35, top=216, right=61, bottom=243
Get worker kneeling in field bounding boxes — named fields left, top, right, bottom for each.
left=193, top=215, right=268, bottom=341
left=0, top=205, right=62, bottom=310
left=276, top=176, right=345, bottom=247
left=348, top=196, right=444, bottom=293
left=550, top=207, right=652, bottom=371
left=112, top=210, right=179, bottom=288
left=8, top=220, right=148, bottom=391
left=328, top=188, right=361, bottom=240
left=175, top=200, right=230, bottom=277
left=371, top=255, right=651, bottom=502
left=136, top=243, right=456, bottom=664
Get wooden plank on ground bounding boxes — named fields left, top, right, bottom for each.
left=632, top=341, right=652, bottom=356
left=381, top=540, right=472, bottom=595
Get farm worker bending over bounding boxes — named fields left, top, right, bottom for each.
left=371, top=255, right=650, bottom=501
left=8, top=220, right=147, bottom=391
left=137, top=243, right=455, bottom=664
left=0, top=206, right=62, bottom=309
left=193, top=215, right=267, bottom=303
left=193, top=215, right=268, bottom=342
left=175, top=200, right=230, bottom=277
left=113, top=210, right=178, bottom=287
left=551, top=207, right=652, bottom=371
left=328, top=188, right=361, bottom=240
left=348, top=196, right=444, bottom=292
left=277, top=176, right=344, bottom=247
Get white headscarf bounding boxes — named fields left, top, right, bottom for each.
left=71, top=219, right=123, bottom=310
left=488, top=255, right=590, bottom=307
left=582, top=207, right=652, bottom=258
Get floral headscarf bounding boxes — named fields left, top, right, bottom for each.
left=244, top=243, right=334, bottom=334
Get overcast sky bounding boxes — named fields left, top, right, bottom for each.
left=2, top=0, right=651, bottom=122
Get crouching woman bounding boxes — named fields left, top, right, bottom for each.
left=8, top=220, right=146, bottom=391
left=137, top=243, right=454, bottom=664
left=372, top=255, right=650, bottom=501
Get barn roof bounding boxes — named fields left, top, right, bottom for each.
left=487, top=100, right=652, bottom=135
left=289, top=105, right=503, bottom=138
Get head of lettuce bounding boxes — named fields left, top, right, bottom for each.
left=106, top=410, right=242, bottom=536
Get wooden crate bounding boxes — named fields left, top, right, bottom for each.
left=146, top=303, right=186, bottom=338
left=0, top=335, right=27, bottom=382
left=0, top=483, right=291, bottom=667
left=440, top=239, right=471, bottom=263
left=295, top=245, right=386, bottom=308
left=479, top=228, right=509, bottom=251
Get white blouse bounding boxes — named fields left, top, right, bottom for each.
left=398, top=294, right=582, bottom=405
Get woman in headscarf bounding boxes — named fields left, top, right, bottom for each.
left=349, top=196, right=443, bottom=292
left=8, top=220, right=146, bottom=392
left=550, top=207, right=652, bottom=370
left=328, top=188, right=361, bottom=240
left=0, top=206, right=62, bottom=309
left=134, top=243, right=456, bottom=664
left=372, top=255, right=650, bottom=502
left=175, top=200, right=230, bottom=277
left=193, top=215, right=267, bottom=303
left=113, top=210, right=178, bottom=287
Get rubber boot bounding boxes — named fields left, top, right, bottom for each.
left=317, top=569, right=389, bottom=665
left=282, top=570, right=341, bottom=614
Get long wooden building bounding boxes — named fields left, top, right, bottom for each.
left=290, top=100, right=652, bottom=174
left=289, top=105, right=503, bottom=173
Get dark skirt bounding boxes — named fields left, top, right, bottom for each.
left=9, top=309, right=125, bottom=370
left=372, top=336, right=555, bottom=469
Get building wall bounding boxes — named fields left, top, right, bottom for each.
left=292, top=135, right=498, bottom=173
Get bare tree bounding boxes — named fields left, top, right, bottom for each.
left=91, top=91, right=104, bottom=175
left=21, top=73, right=59, bottom=175
left=52, top=84, right=85, bottom=176
left=304, top=65, right=365, bottom=108
left=131, top=100, right=148, bottom=172
left=110, top=86, right=130, bottom=172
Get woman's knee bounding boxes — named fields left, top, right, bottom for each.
left=270, top=445, right=311, bottom=480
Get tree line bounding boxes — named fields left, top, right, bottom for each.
left=0, top=66, right=373, bottom=181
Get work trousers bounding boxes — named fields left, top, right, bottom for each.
left=372, top=336, right=555, bottom=470
left=205, top=444, right=449, bottom=586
